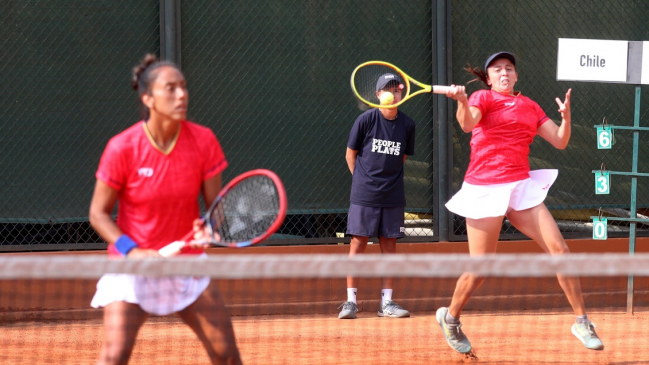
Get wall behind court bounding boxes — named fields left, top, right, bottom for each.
left=1, top=1, right=648, bottom=249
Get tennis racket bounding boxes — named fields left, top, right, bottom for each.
left=350, top=61, right=452, bottom=109
left=159, top=169, right=287, bottom=257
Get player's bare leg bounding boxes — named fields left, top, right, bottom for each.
left=177, top=289, right=242, bottom=365
left=437, top=216, right=501, bottom=353
left=506, top=202, right=603, bottom=349
left=96, top=301, right=148, bottom=365
left=448, top=216, right=502, bottom=318
left=506, top=203, right=585, bottom=315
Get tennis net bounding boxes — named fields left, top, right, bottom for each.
left=1, top=253, right=648, bottom=364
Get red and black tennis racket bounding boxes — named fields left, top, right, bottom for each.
left=159, top=169, right=287, bottom=257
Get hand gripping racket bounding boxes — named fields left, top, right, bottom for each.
left=350, top=61, right=452, bottom=109
left=159, top=169, right=287, bottom=257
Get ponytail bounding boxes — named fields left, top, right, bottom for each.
left=464, top=63, right=489, bottom=88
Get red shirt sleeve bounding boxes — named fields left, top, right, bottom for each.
left=203, top=131, right=228, bottom=181
left=533, top=100, right=550, bottom=127
left=468, top=89, right=490, bottom=116
left=96, top=138, right=128, bottom=191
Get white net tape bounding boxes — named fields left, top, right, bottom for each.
left=0, top=253, right=648, bottom=279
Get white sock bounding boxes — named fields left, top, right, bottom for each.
left=446, top=311, right=460, bottom=324
left=381, top=289, right=393, bottom=304
left=347, top=288, right=357, bottom=304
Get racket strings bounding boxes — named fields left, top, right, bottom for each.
left=209, top=176, right=280, bottom=242
left=352, top=64, right=407, bottom=105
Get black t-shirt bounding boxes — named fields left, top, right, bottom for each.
left=347, top=108, right=415, bottom=207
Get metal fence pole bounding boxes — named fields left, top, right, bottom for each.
left=628, top=85, right=641, bottom=314
left=433, top=0, right=452, bottom=241
left=160, top=0, right=182, bottom=67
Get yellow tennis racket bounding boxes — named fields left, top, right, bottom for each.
left=350, top=61, right=452, bottom=109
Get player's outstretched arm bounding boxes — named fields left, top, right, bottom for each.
left=537, top=88, right=572, bottom=150
left=447, top=85, right=482, bottom=133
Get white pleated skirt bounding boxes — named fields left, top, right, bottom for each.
left=445, top=169, right=558, bottom=219
left=90, top=255, right=210, bottom=316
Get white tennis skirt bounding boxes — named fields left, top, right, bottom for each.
left=445, top=169, right=558, bottom=220
left=91, top=255, right=210, bottom=316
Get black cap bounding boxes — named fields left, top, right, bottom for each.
left=376, top=73, right=403, bottom=92
left=484, top=52, right=516, bottom=70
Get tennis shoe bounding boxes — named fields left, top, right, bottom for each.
left=377, top=300, right=410, bottom=318
left=337, top=301, right=358, bottom=319
left=571, top=321, right=604, bottom=350
left=436, top=307, right=472, bottom=353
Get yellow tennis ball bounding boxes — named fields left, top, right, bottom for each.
left=380, top=92, right=394, bottom=105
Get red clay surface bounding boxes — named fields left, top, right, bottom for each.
left=2, top=239, right=648, bottom=364
left=1, top=309, right=647, bottom=364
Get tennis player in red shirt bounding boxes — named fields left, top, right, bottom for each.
left=89, top=54, right=242, bottom=365
left=436, top=52, right=603, bottom=353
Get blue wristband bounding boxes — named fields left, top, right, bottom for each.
left=114, top=235, right=138, bottom=256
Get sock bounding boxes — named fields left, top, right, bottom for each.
left=381, top=289, right=393, bottom=304
left=576, top=315, right=589, bottom=324
left=446, top=311, right=460, bottom=325
left=347, top=288, right=357, bottom=304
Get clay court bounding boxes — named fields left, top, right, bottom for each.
left=1, top=240, right=648, bottom=364
left=1, top=310, right=647, bottom=364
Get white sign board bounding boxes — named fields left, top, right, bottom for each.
left=557, top=38, right=628, bottom=83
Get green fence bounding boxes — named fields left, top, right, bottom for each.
left=450, top=1, right=649, bottom=239
left=0, top=1, right=160, bottom=249
left=1, top=0, right=648, bottom=250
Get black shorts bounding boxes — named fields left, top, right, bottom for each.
left=346, top=203, right=405, bottom=238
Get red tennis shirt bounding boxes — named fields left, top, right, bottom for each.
left=464, top=89, right=549, bottom=185
left=96, top=121, right=228, bottom=255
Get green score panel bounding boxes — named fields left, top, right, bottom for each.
left=594, top=171, right=610, bottom=194
left=596, top=126, right=613, bottom=149
left=592, top=217, right=608, bottom=240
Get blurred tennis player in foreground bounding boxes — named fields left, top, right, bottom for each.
left=439, top=52, right=603, bottom=353
left=338, top=74, right=415, bottom=319
left=89, top=54, right=242, bottom=364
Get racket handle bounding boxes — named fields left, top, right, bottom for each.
left=159, top=241, right=186, bottom=258
left=432, top=85, right=453, bottom=94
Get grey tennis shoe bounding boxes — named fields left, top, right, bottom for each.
left=436, top=307, right=472, bottom=353
left=571, top=321, right=604, bottom=350
left=338, top=301, right=358, bottom=319
left=377, top=300, right=410, bottom=318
